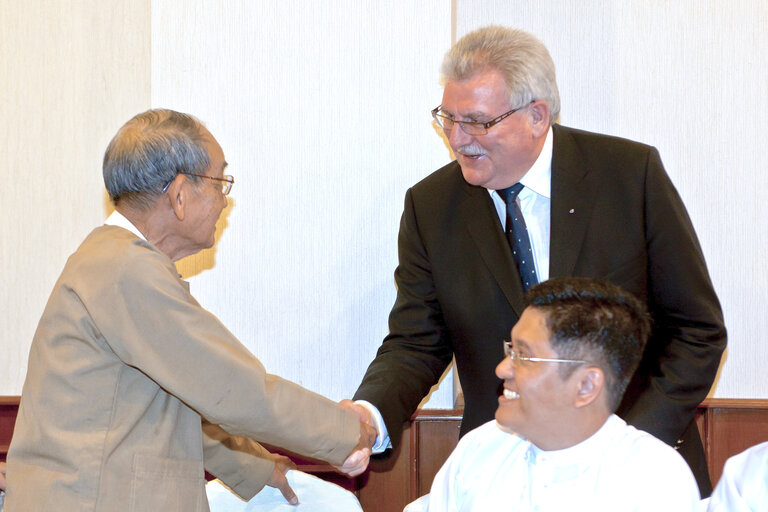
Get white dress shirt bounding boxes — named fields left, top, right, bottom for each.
left=405, top=415, right=700, bottom=512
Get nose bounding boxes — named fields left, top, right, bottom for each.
left=447, top=123, right=472, bottom=149
left=495, top=357, right=515, bottom=380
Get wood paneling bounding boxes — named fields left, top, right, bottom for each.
left=697, top=399, right=768, bottom=485
left=409, top=410, right=462, bottom=499
left=0, top=397, right=18, bottom=463
left=2, top=398, right=768, bottom=506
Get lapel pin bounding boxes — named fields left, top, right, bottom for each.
left=569, top=208, right=575, bottom=214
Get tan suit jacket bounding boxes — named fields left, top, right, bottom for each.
left=7, top=226, right=358, bottom=511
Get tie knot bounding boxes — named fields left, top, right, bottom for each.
left=498, top=183, right=524, bottom=203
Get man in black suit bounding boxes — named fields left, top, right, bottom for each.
left=346, top=25, right=725, bottom=495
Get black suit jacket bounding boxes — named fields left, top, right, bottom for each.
left=354, top=124, right=726, bottom=494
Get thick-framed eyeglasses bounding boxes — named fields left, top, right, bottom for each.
left=431, top=101, right=534, bottom=136
left=163, top=172, right=234, bottom=195
left=503, top=341, right=588, bottom=366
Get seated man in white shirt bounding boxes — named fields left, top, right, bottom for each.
left=406, top=277, right=701, bottom=512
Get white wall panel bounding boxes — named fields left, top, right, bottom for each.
left=456, top=0, right=768, bottom=398
left=0, top=1, right=150, bottom=393
left=151, top=1, right=454, bottom=405
left=3, top=1, right=765, bottom=405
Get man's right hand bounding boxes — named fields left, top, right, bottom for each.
left=339, top=399, right=373, bottom=426
left=333, top=421, right=376, bottom=477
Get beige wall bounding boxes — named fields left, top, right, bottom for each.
left=0, top=0, right=151, bottom=390
left=2, top=1, right=766, bottom=404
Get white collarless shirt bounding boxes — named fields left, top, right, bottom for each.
left=406, top=415, right=700, bottom=512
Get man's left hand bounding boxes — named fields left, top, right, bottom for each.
left=266, top=454, right=298, bottom=505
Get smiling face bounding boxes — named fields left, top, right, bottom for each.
left=495, top=307, right=584, bottom=449
left=439, top=68, right=546, bottom=190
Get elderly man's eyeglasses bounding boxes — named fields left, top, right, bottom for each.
left=163, top=173, right=235, bottom=195
left=431, top=101, right=533, bottom=136
left=503, top=341, right=588, bottom=366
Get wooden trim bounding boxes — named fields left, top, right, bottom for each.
left=409, top=416, right=419, bottom=503
left=700, top=398, right=768, bottom=409
left=411, top=409, right=463, bottom=420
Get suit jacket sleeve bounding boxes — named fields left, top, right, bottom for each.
left=617, top=146, right=726, bottom=444
left=353, top=187, right=454, bottom=446
left=202, top=420, right=275, bottom=501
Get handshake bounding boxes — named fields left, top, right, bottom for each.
left=333, top=399, right=378, bottom=477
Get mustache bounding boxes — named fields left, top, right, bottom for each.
left=456, top=144, right=487, bottom=156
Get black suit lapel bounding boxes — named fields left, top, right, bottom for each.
left=459, top=180, right=526, bottom=316
left=549, top=125, right=598, bottom=278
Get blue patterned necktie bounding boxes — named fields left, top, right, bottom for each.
left=498, top=183, right=539, bottom=291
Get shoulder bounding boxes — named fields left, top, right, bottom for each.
left=611, top=417, right=685, bottom=460
left=709, top=441, right=768, bottom=508
left=67, top=225, right=179, bottom=292
left=409, top=161, right=471, bottom=200
left=553, top=124, right=655, bottom=154
left=720, top=440, right=768, bottom=483
left=552, top=124, right=662, bottom=175
left=607, top=417, right=698, bottom=488
left=402, top=161, right=490, bottom=223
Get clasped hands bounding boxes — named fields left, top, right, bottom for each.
left=266, top=400, right=376, bottom=506
left=333, top=399, right=377, bottom=477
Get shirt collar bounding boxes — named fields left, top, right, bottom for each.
left=104, top=210, right=146, bottom=241
left=519, top=126, right=553, bottom=199
left=485, top=126, right=553, bottom=199
left=525, top=414, right=624, bottom=474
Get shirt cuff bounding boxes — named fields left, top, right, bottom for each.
left=355, top=400, right=392, bottom=453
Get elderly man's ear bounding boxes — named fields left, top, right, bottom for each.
left=164, top=175, right=187, bottom=221
left=573, top=367, right=605, bottom=408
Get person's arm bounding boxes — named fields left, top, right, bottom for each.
left=353, top=188, right=454, bottom=448
left=620, top=147, right=726, bottom=444
left=202, top=421, right=297, bottom=504
left=0, top=461, right=6, bottom=492
left=90, top=242, right=369, bottom=469
left=630, top=437, right=701, bottom=511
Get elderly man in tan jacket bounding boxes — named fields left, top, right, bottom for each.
left=5, top=109, right=375, bottom=511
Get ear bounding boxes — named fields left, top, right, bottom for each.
left=527, top=100, right=551, bottom=138
left=165, top=175, right=187, bottom=221
left=573, top=366, right=604, bottom=408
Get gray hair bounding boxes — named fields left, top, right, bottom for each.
left=440, top=26, right=561, bottom=124
left=103, top=109, right=210, bottom=209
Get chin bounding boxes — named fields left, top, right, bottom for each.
left=460, top=167, right=489, bottom=187
left=494, top=408, right=517, bottom=430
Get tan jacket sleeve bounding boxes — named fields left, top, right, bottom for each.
left=202, top=421, right=275, bottom=500
left=90, top=238, right=360, bottom=466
